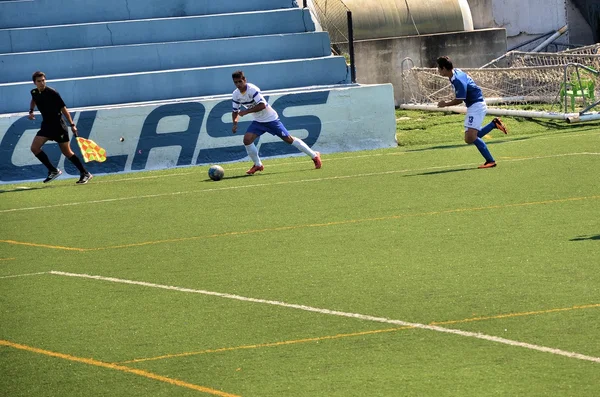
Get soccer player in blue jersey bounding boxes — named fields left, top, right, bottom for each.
left=231, top=70, right=322, bottom=175
left=436, top=56, right=507, bottom=168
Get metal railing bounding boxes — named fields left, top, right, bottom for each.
left=302, top=0, right=356, bottom=83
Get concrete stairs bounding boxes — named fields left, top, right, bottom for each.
left=0, top=0, right=350, bottom=114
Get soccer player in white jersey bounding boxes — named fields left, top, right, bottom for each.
left=231, top=70, right=322, bottom=175
left=436, top=56, right=508, bottom=169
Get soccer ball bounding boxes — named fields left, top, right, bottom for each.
left=208, top=165, right=225, bottom=181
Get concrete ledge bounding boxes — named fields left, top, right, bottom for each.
left=0, top=9, right=314, bottom=53
left=0, top=83, right=396, bottom=183
left=354, top=28, right=507, bottom=105
left=0, top=57, right=350, bottom=114
left=0, top=33, right=332, bottom=83
left=0, top=0, right=297, bottom=28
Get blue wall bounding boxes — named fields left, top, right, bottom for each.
left=0, top=84, right=397, bottom=183
left=0, top=9, right=314, bottom=53
left=0, top=0, right=298, bottom=28
left=1, top=58, right=350, bottom=114
left=0, top=33, right=331, bottom=83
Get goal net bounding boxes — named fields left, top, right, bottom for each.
left=401, top=44, right=600, bottom=120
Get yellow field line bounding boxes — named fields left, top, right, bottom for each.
left=92, top=194, right=600, bottom=251
left=0, top=257, right=16, bottom=261
left=3, top=194, right=599, bottom=252
left=121, top=326, right=415, bottom=364
left=121, top=303, right=600, bottom=364
left=0, top=240, right=86, bottom=252
left=431, top=303, right=600, bottom=325
left=0, top=340, right=240, bottom=397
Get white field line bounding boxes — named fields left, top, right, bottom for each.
left=51, top=270, right=600, bottom=364
left=498, top=130, right=600, bottom=145
left=0, top=271, right=48, bottom=279
left=93, top=172, right=195, bottom=183
left=1, top=152, right=597, bottom=214
left=8, top=129, right=600, bottom=187
left=73, top=131, right=600, bottom=183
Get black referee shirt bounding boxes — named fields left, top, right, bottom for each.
left=31, top=87, right=66, bottom=124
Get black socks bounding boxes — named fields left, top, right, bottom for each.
left=68, top=154, right=87, bottom=174
left=35, top=151, right=57, bottom=172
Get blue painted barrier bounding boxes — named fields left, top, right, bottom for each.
left=0, top=33, right=331, bottom=83
left=0, top=57, right=350, bottom=114
left=0, top=9, right=314, bottom=53
left=0, top=84, right=396, bottom=183
left=0, top=0, right=298, bottom=29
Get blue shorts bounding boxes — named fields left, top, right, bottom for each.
left=246, top=120, right=290, bottom=138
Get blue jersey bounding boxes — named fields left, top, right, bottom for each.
left=450, top=68, right=484, bottom=107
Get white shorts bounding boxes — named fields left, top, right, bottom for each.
left=464, top=101, right=487, bottom=131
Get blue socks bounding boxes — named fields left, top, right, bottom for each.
left=477, top=121, right=496, bottom=138
left=473, top=138, right=495, bottom=162
left=474, top=121, right=496, bottom=162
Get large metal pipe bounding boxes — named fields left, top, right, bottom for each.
left=341, top=0, right=473, bottom=40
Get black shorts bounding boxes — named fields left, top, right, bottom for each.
left=36, top=120, right=69, bottom=143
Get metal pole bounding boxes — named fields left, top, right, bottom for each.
left=532, top=24, right=568, bottom=53
left=347, top=10, right=356, bottom=83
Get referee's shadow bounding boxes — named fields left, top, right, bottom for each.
left=0, top=186, right=48, bottom=194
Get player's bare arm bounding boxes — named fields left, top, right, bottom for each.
left=239, top=103, right=266, bottom=116
left=438, top=98, right=464, bottom=107
left=232, top=103, right=267, bottom=133
left=29, top=99, right=36, bottom=120
left=61, top=106, right=78, bottom=135
left=232, top=111, right=240, bottom=133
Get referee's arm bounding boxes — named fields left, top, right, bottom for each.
left=61, top=106, right=78, bottom=136
left=28, top=99, right=36, bottom=119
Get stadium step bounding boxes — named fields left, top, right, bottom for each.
left=0, top=32, right=332, bottom=83
left=0, top=0, right=297, bottom=29
left=0, top=1, right=355, bottom=119
left=0, top=8, right=314, bottom=53
left=0, top=57, right=350, bottom=114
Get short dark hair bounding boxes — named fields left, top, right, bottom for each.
left=436, top=56, right=453, bottom=70
left=231, top=70, right=246, bottom=80
left=32, top=71, right=46, bottom=83
left=232, top=70, right=245, bottom=80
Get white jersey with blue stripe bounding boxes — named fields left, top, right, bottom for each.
left=232, top=83, right=279, bottom=123
left=450, top=68, right=484, bottom=108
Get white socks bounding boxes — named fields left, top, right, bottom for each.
left=292, top=138, right=317, bottom=158
left=246, top=138, right=316, bottom=166
left=244, top=143, right=262, bottom=166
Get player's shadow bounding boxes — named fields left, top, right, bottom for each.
left=404, top=167, right=474, bottom=177
left=404, top=143, right=466, bottom=152
left=569, top=234, right=600, bottom=242
left=404, top=137, right=527, bottom=153
left=0, top=186, right=47, bottom=194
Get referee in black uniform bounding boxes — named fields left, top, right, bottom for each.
left=29, top=71, right=92, bottom=184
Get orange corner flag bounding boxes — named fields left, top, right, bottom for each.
left=76, top=137, right=107, bottom=163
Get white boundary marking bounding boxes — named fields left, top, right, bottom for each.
left=50, top=270, right=600, bottom=364
left=2, top=152, right=598, bottom=214
left=0, top=271, right=48, bottom=279
left=2, top=128, right=599, bottom=188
